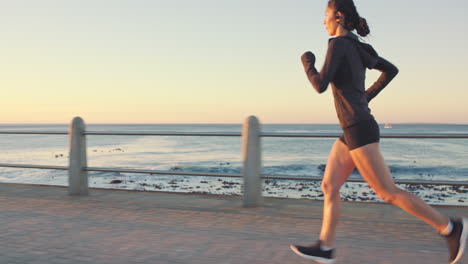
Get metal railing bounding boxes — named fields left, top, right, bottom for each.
left=1, top=116, right=467, bottom=207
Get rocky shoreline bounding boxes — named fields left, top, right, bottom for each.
left=91, top=175, right=467, bottom=206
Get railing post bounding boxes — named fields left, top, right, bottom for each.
left=68, top=117, right=88, bottom=196
left=242, top=115, right=262, bottom=207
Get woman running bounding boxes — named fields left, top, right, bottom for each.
left=290, top=1, right=467, bottom=263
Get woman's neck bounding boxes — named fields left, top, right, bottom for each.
left=335, top=26, right=349, bottom=37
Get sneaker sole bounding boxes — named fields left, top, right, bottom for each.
left=451, top=217, right=468, bottom=264
left=289, top=245, right=335, bottom=264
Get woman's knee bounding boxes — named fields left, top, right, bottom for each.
left=321, top=180, right=341, bottom=197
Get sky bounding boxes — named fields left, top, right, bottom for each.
left=0, top=0, right=467, bottom=124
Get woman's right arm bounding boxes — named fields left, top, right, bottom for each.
left=365, top=57, right=399, bottom=102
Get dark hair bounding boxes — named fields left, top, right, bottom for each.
left=328, top=0, right=370, bottom=37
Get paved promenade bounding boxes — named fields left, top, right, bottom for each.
left=0, top=183, right=467, bottom=264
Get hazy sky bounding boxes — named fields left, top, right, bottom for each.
left=1, top=0, right=467, bottom=124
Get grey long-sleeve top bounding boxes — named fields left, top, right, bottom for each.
left=302, top=32, right=399, bottom=128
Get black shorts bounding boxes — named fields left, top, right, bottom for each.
left=339, top=118, right=380, bottom=150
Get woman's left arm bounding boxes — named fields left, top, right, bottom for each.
left=365, top=57, right=399, bottom=102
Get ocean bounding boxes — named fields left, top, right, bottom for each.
left=0, top=123, right=467, bottom=205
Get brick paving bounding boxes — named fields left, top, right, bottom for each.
left=0, top=183, right=467, bottom=264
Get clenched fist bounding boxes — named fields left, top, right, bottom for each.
left=301, top=51, right=316, bottom=65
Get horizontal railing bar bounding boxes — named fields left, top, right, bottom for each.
left=381, top=134, right=468, bottom=139
left=0, top=131, right=68, bottom=135
left=387, top=179, right=467, bottom=186
left=85, top=167, right=243, bottom=178
left=261, top=133, right=340, bottom=138
left=84, top=131, right=242, bottom=136
left=0, top=163, right=68, bottom=170
left=261, top=174, right=468, bottom=186
left=261, top=132, right=468, bottom=139
left=1, top=131, right=468, bottom=139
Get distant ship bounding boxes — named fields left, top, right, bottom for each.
left=384, top=123, right=393, bottom=129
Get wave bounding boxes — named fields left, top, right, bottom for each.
left=75, top=163, right=468, bottom=181
left=170, top=164, right=242, bottom=174
left=388, top=165, right=468, bottom=179
left=157, top=164, right=468, bottom=181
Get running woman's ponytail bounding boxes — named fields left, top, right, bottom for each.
left=328, top=0, right=370, bottom=37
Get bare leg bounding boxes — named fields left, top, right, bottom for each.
left=319, top=139, right=356, bottom=247
left=349, top=142, right=449, bottom=232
